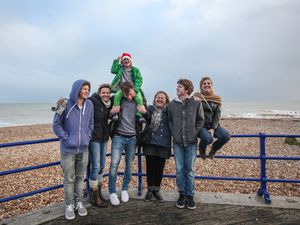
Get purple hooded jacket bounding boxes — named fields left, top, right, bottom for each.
left=52, top=79, right=94, bottom=154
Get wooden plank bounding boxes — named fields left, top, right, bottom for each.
left=40, top=199, right=300, bottom=225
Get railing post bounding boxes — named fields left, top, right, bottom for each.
left=137, top=146, right=143, bottom=196
left=257, top=133, right=271, bottom=204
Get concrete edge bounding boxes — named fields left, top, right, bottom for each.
left=1, top=189, right=300, bottom=225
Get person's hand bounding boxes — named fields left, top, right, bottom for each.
left=137, top=105, right=147, bottom=114
left=209, top=129, right=215, bottom=137
left=57, top=98, right=66, bottom=106
left=193, top=96, right=201, bottom=101
left=110, top=106, right=120, bottom=115
left=118, top=55, right=122, bottom=60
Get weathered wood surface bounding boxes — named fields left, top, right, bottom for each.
left=41, top=199, right=300, bottom=225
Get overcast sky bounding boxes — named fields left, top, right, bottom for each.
left=0, top=0, right=299, bottom=103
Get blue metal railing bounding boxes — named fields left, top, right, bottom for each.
left=0, top=133, right=299, bottom=204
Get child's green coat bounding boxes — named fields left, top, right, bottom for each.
left=110, top=59, right=143, bottom=93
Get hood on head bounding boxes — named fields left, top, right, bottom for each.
left=69, top=79, right=90, bottom=103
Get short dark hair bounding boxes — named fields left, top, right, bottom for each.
left=81, top=81, right=91, bottom=92
left=177, top=79, right=194, bottom=95
left=98, top=83, right=110, bottom=94
left=120, top=81, right=134, bottom=95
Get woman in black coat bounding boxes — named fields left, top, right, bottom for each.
left=194, top=77, right=231, bottom=159
left=138, top=91, right=171, bottom=202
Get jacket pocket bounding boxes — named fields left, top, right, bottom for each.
left=63, top=134, right=78, bottom=148
left=80, top=133, right=90, bottom=148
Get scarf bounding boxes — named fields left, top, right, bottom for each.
left=150, top=106, right=163, bottom=131
left=102, top=99, right=111, bottom=108
left=194, top=90, right=222, bottom=105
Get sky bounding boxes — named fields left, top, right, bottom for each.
left=0, top=0, right=299, bottom=103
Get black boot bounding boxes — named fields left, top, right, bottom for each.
left=145, top=186, right=154, bottom=201
left=208, top=148, right=217, bottom=159
left=199, top=148, right=207, bottom=160
left=153, top=186, right=163, bottom=202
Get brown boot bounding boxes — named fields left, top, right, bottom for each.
left=208, top=148, right=217, bottom=159
left=91, top=189, right=108, bottom=207
left=98, top=184, right=108, bottom=202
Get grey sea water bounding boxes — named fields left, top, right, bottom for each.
left=0, top=101, right=299, bottom=127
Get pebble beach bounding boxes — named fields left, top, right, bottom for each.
left=0, top=118, right=300, bottom=219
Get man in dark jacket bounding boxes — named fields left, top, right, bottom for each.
left=88, top=84, right=112, bottom=207
left=108, top=81, right=145, bottom=206
left=168, top=79, right=204, bottom=210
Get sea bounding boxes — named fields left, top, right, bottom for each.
left=0, top=101, right=299, bottom=128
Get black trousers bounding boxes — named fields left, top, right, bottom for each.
left=145, top=155, right=166, bottom=188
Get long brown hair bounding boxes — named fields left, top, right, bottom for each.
left=153, top=91, right=170, bottom=106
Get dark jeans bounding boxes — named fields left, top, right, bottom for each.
left=198, top=127, right=231, bottom=151
left=145, top=155, right=166, bottom=188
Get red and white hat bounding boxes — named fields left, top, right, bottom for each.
left=121, top=53, right=132, bottom=62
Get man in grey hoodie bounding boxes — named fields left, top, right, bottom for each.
left=168, top=79, right=204, bottom=210
left=53, top=79, right=94, bottom=220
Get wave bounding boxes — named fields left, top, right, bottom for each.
left=223, top=110, right=300, bottom=119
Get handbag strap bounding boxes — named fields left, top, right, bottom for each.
left=201, top=94, right=214, bottom=114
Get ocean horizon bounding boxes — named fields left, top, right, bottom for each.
left=0, top=101, right=299, bottom=128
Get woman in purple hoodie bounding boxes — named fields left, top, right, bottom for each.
left=53, top=79, right=94, bottom=221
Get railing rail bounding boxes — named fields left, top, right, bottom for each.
left=1, top=133, right=299, bottom=204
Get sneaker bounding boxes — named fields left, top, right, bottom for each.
left=76, top=202, right=88, bottom=216
left=121, top=190, right=129, bottom=202
left=65, top=204, right=75, bottom=220
left=144, top=190, right=153, bottom=201
left=176, top=194, right=186, bottom=209
left=186, top=195, right=196, bottom=210
left=110, top=193, right=120, bottom=206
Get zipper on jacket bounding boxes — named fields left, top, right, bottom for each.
left=78, top=108, right=82, bottom=153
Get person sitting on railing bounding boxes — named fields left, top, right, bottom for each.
left=137, top=91, right=171, bottom=202
left=52, top=79, right=94, bottom=221
left=108, top=81, right=146, bottom=206
left=168, top=79, right=204, bottom=210
left=194, top=76, right=231, bottom=159
left=87, top=84, right=112, bottom=208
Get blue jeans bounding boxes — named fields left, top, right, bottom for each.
left=198, top=127, right=231, bottom=151
left=173, top=143, right=197, bottom=196
left=108, top=135, right=137, bottom=194
left=88, top=141, right=107, bottom=184
left=60, top=150, right=89, bottom=205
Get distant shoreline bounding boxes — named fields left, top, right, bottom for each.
left=1, top=117, right=300, bottom=129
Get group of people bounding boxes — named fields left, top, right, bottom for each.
left=52, top=53, right=231, bottom=220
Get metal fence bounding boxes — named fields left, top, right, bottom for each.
left=1, top=133, right=300, bottom=204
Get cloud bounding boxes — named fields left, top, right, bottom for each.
left=0, top=0, right=299, bottom=102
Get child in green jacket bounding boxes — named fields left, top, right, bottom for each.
left=110, top=53, right=144, bottom=119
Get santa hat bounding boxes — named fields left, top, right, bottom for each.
left=121, top=53, right=132, bottom=62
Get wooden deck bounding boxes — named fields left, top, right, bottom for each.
left=41, top=199, right=300, bottom=225
left=2, top=190, right=300, bottom=225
